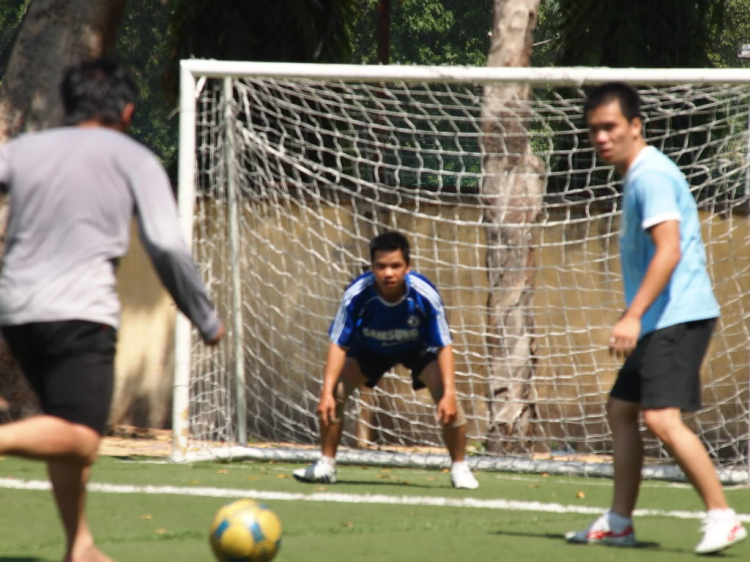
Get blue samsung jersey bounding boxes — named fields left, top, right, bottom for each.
left=329, top=271, right=452, bottom=354
left=620, top=146, right=720, bottom=337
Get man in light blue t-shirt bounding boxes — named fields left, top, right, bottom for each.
left=619, top=145, right=719, bottom=335
left=566, top=83, right=745, bottom=555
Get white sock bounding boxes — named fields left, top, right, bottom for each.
left=707, top=508, right=736, bottom=521
left=318, top=455, right=336, bottom=467
left=451, top=461, right=468, bottom=471
left=607, top=510, right=633, bottom=531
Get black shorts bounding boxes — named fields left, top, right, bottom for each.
left=346, top=346, right=437, bottom=390
left=1, top=320, right=117, bottom=434
left=610, top=318, right=715, bottom=411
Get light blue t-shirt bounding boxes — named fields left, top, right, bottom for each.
left=620, top=146, right=719, bottom=337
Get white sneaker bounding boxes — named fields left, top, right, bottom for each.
left=565, top=511, right=636, bottom=547
left=292, top=460, right=337, bottom=484
left=694, top=510, right=747, bottom=554
left=450, top=463, right=479, bottom=489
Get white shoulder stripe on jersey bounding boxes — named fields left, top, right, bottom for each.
left=408, top=276, right=452, bottom=345
left=330, top=276, right=373, bottom=343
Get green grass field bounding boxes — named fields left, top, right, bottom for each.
left=0, top=455, right=748, bottom=561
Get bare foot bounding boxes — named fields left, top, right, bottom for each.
left=64, top=544, right=114, bottom=562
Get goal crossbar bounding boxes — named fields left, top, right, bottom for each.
left=181, top=59, right=750, bottom=85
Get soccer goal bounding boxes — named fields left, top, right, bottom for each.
left=173, top=60, right=750, bottom=483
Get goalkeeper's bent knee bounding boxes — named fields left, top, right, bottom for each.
left=448, top=401, right=467, bottom=429
left=331, top=377, right=358, bottom=424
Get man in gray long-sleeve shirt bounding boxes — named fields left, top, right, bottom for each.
left=0, top=59, right=223, bottom=562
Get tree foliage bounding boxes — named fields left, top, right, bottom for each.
left=164, top=0, right=359, bottom=98
left=708, top=0, right=750, bottom=69
left=114, top=0, right=176, bottom=169
left=534, top=0, right=750, bottom=201
left=541, top=0, right=729, bottom=67
left=530, top=0, right=559, bottom=67
left=120, top=0, right=360, bottom=172
left=0, top=0, right=27, bottom=78
left=3, top=0, right=746, bottom=169
left=351, top=0, right=492, bottom=66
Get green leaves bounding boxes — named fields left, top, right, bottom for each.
left=541, top=0, right=731, bottom=68
left=0, top=0, right=27, bottom=79
left=351, top=0, right=493, bottom=66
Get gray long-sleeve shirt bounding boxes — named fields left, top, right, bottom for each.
left=0, top=126, right=220, bottom=342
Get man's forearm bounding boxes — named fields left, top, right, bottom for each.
left=437, top=344, right=456, bottom=395
left=321, top=343, right=347, bottom=395
left=627, top=252, right=678, bottom=318
left=627, top=222, right=681, bottom=319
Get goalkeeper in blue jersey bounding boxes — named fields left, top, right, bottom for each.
left=293, top=231, right=478, bottom=489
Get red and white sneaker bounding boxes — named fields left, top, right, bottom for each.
left=694, top=510, right=747, bottom=554
left=565, top=511, right=636, bottom=547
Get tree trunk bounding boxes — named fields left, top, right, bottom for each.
left=0, top=0, right=127, bottom=142
left=376, top=0, right=391, bottom=65
left=0, top=0, right=128, bottom=423
left=481, top=0, right=543, bottom=453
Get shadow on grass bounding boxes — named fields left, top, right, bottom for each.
left=0, top=558, right=49, bottom=562
left=490, top=530, right=664, bottom=550
left=493, top=530, right=748, bottom=557
left=297, top=478, right=439, bottom=489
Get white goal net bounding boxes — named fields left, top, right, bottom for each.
left=173, top=61, right=750, bottom=482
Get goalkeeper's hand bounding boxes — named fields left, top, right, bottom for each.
left=437, top=393, right=457, bottom=426
left=317, top=393, right=337, bottom=427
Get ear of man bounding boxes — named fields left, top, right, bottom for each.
left=120, top=103, right=135, bottom=131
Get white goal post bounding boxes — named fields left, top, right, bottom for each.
left=173, top=60, right=750, bottom=483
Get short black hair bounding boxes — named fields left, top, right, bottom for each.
left=61, top=59, right=137, bottom=126
left=583, top=82, right=642, bottom=123
left=369, top=231, right=410, bottom=264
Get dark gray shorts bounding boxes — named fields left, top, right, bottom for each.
left=346, top=346, right=437, bottom=390
left=610, top=318, right=715, bottom=411
left=2, top=320, right=117, bottom=434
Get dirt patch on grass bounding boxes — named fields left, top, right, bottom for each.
left=100, top=425, right=172, bottom=458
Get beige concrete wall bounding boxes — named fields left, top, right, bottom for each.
left=0, top=219, right=176, bottom=429
left=112, top=204, right=749, bottom=455
left=112, top=222, right=175, bottom=429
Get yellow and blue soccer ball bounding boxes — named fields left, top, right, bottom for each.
left=210, top=499, right=282, bottom=562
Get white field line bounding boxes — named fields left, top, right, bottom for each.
left=1, top=477, right=749, bottom=523
left=108, top=460, right=698, bottom=490
left=107, top=459, right=743, bottom=491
